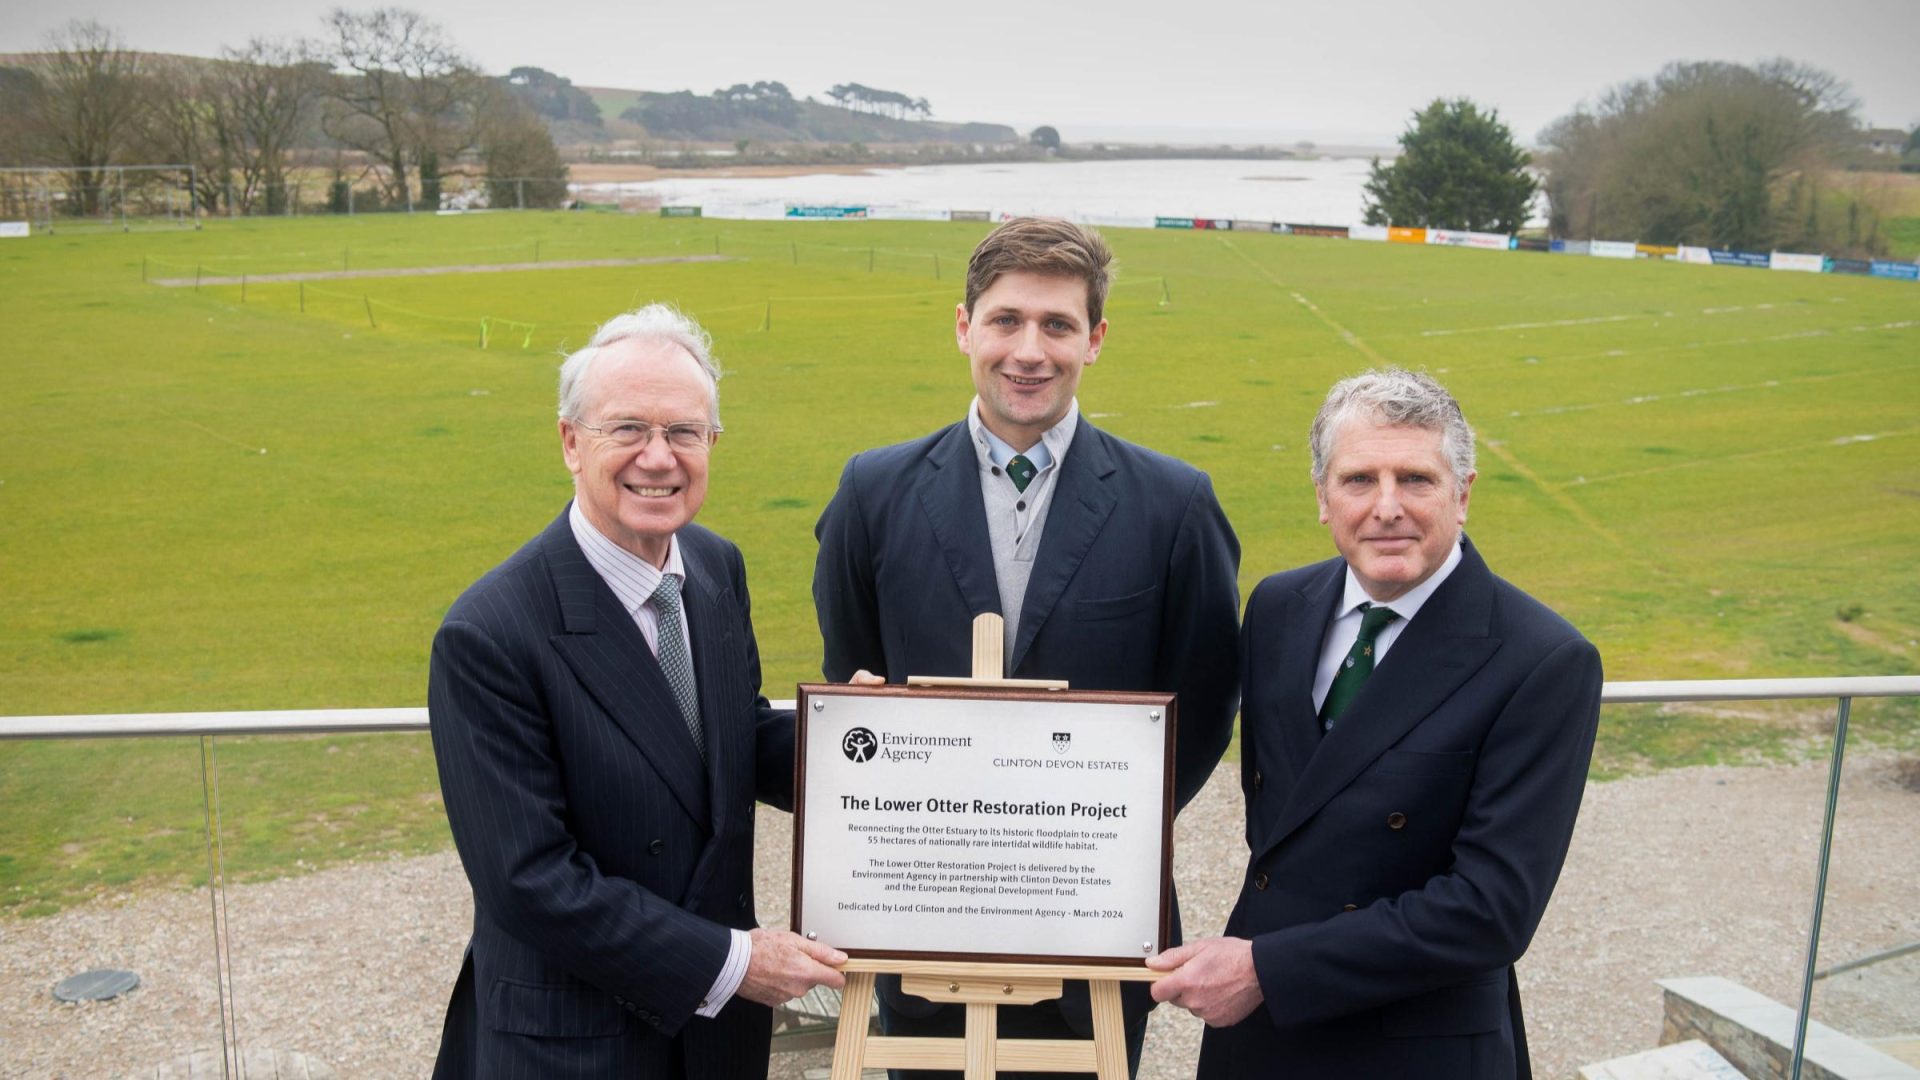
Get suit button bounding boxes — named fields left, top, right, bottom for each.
left=1252, top=770, right=1263, bottom=791
left=1252, top=872, right=1269, bottom=891
left=1387, top=812, right=1407, bottom=830
left=1342, top=904, right=1358, bottom=912
left=648, top=839, right=665, bottom=855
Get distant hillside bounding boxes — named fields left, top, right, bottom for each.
left=580, top=84, right=1018, bottom=145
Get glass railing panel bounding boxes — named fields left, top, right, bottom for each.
left=0, top=734, right=226, bottom=1075
left=206, top=729, right=459, bottom=1076
left=1802, top=696, right=1920, bottom=1076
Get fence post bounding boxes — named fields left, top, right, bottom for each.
left=517, top=179, right=525, bottom=211
left=364, top=296, right=377, bottom=329
left=300, top=282, right=305, bottom=314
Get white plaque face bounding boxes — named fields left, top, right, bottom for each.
left=794, top=687, right=1172, bottom=963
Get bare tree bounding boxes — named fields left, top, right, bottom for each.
left=217, top=39, right=325, bottom=213
left=18, top=20, right=149, bottom=214
left=1537, top=58, right=1864, bottom=252
left=142, top=56, right=233, bottom=213
left=316, top=7, right=481, bottom=209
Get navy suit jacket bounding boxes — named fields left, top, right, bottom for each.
left=1200, top=538, right=1601, bottom=1080
left=428, top=510, right=793, bottom=1080
left=812, top=418, right=1241, bottom=1037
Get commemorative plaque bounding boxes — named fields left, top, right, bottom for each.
left=792, top=684, right=1174, bottom=965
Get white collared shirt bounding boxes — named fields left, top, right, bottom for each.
left=566, top=501, right=748, bottom=1018
left=1311, top=540, right=1464, bottom=713
left=966, top=397, right=1079, bottom=546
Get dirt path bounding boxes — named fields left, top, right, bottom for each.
left=149, top=254, right=731, bottom=288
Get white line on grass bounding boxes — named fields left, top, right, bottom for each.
left=1571, top=428, right=1920, bottom=487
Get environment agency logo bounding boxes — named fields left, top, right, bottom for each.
left=1053, top=732, right=1072, bottom=754
left=842, top=727, right=878, bottom=763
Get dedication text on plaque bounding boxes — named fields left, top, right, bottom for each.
left=794, top=688, right=1172, bottom=962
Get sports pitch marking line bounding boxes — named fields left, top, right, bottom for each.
left=1572, top=427, right=1920, bottom=487
left=1437, top=318, right=1919, bottom=377
left=149, top=254, right=731, bottom=287
left=1500, top=364, right=1913, bottom=420
left=1416, top=303, right=1817, bottom=339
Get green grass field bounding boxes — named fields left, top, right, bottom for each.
left=4, top=210, right=1917, bottom=913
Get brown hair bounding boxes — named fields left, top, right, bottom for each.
left=963, top=217, right=1114, bottom=326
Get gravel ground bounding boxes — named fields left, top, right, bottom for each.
left=3, top=754, right=1914, bottom=1079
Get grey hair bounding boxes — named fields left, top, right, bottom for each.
left=557, top=303, right=722, bottom=423
left=1309, top=368, right=1476, bottom=485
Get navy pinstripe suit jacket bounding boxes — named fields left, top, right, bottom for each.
left=429, top=509, right=794, bottom=1079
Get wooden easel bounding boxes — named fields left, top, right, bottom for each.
left=827, top=614, right=1162, bottom=1079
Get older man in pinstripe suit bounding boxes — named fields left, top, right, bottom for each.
left=429, top=304, right=846, bottom=1079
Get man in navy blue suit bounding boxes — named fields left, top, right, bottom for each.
left=1148, top=368, right=1603, bottom=1079
left=813, top=217, right=1242, bottom=1078
left=429, top=305, right=846, bottom=1079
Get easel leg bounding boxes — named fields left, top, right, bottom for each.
left=965, top=1000, right=998, bottom=1080
left=829, top=971, right=876, bottom=1080
left=1090, top=980, right=1127, bottom=1080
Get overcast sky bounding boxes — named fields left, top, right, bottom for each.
left=5, top=0, right=1915, bottom=145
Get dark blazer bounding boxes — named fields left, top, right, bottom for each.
left=813, top=418, right=1241, bottom=1046
left=1200, top=537, right=1601, bottom=1080
left=428, top=510, right=794, bottom=1080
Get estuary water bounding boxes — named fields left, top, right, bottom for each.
left=574, top=157, right=1380, bottom=226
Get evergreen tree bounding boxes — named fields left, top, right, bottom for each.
left=1362, top=98, right=1535, bottom=234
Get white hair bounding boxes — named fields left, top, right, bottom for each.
left=557, top=304, right=721, bottom=423
left=1309, top=368, right=1476, bottom=485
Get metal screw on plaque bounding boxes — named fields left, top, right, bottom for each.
left=53, top=968, right=139, bottom=1003
left=805, top=931, right=817, bottom=941
left=948, top=982, right=959, bottom=992
left=1142, top=942, right=1153, bottom=954
left=1001, top=984, right=1014, bottom=995
left=812, top=700, right=824, bottom=712
left=1148, top=710, right=1162, bottom=722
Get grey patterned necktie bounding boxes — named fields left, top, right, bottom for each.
left=650, top=574, right=705, bottom=760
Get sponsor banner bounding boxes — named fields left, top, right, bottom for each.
left=1155, top=216, right=1195, bottom=229
left=1270, top=222, right=1291, bottom=234
left=1708, top=249, right=1769, bottom=268
left=1513, top=236, right=1552, bottom=252
left=1192, top=218, right=1230, bottom=230
left=1230, top=219, right=1274, bottom=232
left=1557, top=240, right=1592, bottom=256
left=1428, top=229, right=1510, bottom=250
left=1387, top=226, right=1426, bottom=244
left=1770, top=252, right=1826, bottom=273
left=1079, top=215, right=1158, bottom=229
left=786, top=205, right=868, bottom=219
left=1829, top=257, right=1872, bottom=276
left=1677, top=245, right=1713, bottom=265
left=659, top=205, right=702, bottom=218
left=950, top=209, right=993, bottom=222
left=1870, top=260, right=1920, bottom=281
left=1348, top=224, right=1389, bottom=242
left=1590, top=240, right=1638, bottom=259
left=1637, top=243, right=1679, bottom=259
left=1284, top=223, right=1349, bottom=239
left=869, top=207, right=950, bottom=222
left=0, top=221, right=29, bottom=238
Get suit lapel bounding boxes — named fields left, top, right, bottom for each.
left=1261, top=542, right=1501, bottom=858
left=678, top=537, right=738, bottom=828
left=543, top=519, right=712, bottom=824
left=915, top=423, right=1003, bottom=624
left=1010, top=423, right=1118, bottom=673
left=1274, top=563, right=1345, bottom=786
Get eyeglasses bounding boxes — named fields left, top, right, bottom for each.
left=570, top=418, right=722, bottom=453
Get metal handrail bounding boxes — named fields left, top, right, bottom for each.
left=4, top=674, right=1916, bottom=1080
left=5, top=676, right=1918, bottom=739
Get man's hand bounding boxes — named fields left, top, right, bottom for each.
left=1146, top=936, right=1263, bottom=1027
left=849, top=669, right=886, bottom=686
left=736, top=928, right=847, bottom=1007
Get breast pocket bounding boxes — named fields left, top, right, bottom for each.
left=1073, top=585, right=1158, bottom=622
